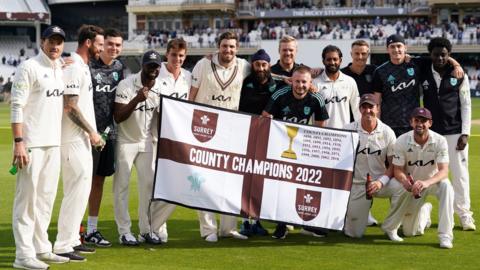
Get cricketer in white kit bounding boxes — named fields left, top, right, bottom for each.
left=11, top=26, right=70, bottom=270
left=150, top=39, right=192, bottom=243
left=113, top=50, right=163, bottom=245
left=54, top=25, right=105, bottom=259
left=343, top=94, right=403, bottom=238
left=189, top=31, right=250, bottom=242
left=382, top=107, right=454, bottom=249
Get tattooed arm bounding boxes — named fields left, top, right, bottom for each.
left=64, top=94, right=102, bottom=146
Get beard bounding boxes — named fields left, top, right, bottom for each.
left=253, top=70, right=270, bottom=83
left=325, top=64, right=340, bottom=74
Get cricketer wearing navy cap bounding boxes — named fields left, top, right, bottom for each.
left=410, top=107, right=432, bottom=120
left=386, top=34, right=405, bottom=47
left=42, top=25, right=66, bottom=40
left=142, top=50, right=162, bottom=66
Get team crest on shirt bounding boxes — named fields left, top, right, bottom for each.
left=304, top=106, right=311, bottom=115
left=112, top=72, right=119, bottom=81
left=296, top=189, right=321, bottom=221
left=407, top=68, right=415, bottom=76
left=282, top=106, right=291, bottom=114
left=95, top=73, right=102, bottom=83
left=191, top=109, right=218, bottom=143
left=387, top=75, right=395, bottom=85
left=450, top=78, right=458, bottom=86
left=365, top=74, right=372, bottom=82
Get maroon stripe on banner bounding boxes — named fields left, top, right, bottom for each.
left=239, top=117, right=258, bottom=217
left=248, top=117, right=271, bottom=218
left=157, top=138, right=353, bottom=192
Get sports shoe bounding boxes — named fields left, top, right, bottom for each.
left=138, top=232, right=162, bottom=245
left=286, top=225, right=295, bottom=231
left=85, top=231, right=112, bottom=247
left=37, top=252, right=69, bottom=264
left=300, top=227, right=328, bottom=238
left=56, top=252, right=86, bottom=262
left=367, top=211, right=378, bottom=226
left=158, top=230, right=168, bottom=243
left=73, top=244, right=96, bottom=254
left=384, top=229, right=404, bottom=242
left=119, top=232, right=139, bottom=246
left=439, top=237, right=453, bottom=249
left=272, top=224, right=288, bottom=239
left=205, top=233, right=218, bottom=242
left=240, top=220, right=253, bottom=237
left=418, top=202, right=433, bottom=235
left=229, top=231, right=248, bottom=240
left=13, top=257, right=49, bottom=269
left=252, top=221, right=269, bottom=236
left=461, top=216, right=476, bottom=231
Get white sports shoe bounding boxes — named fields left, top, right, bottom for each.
left=13, top=257, right=49, bottom=270
left=37, top=252, right=69, bottom=264
left=367, top=211, right=378, bottom=226
left=439, top=237, right=453, bottom=249
left=461, top=216, right=476, bottom=231
left=229, top=231, right=248, bottom=240
left=385, top=229, right=404, bottom=242
left=158, top=230, right=168, bottom=243
left=205, top=233, right=218, bottom=242
left=418, top=202, right=433, bottom=235
left=286, top=225, right=295, bottom=231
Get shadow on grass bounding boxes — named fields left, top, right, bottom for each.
left=0, top=217, right=451, bottom=261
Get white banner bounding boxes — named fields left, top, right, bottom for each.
left=153, top=97, right=359, bottom=230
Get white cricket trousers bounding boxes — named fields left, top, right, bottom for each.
left=197, top=211, right=238, bottom=237
left=113, top=142, right=162, bottom=235
left=345, top=179, right=405, bottom=238
left=382, top=179, right=454, bottom=241
left=13, top=147, right=60, bottom=259
left=445, top=134, right=472, bottom=219
left=54, top=139, right=92, bottom=253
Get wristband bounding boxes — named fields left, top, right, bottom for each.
left=378, top=175, right=390, bottom=186
left=14, top=137, right=23, bottom=143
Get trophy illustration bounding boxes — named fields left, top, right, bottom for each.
left=281, top=125, right=299, bottom=159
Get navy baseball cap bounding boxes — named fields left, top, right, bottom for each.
left=142, top=50, right=162, bottom=66
left=386, top=34, right=405, bottom=47
left=411, top=107, right=432, bottom=120
left=42, top=25, right=65, bottom=40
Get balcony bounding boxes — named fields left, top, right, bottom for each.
left=428, top=0, right=480, bottom=5
left=127, top=0, right=235, bottom=13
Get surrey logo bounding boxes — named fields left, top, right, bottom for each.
left=112, top=71, right=119, bottom=81
left=191, top=109, right=218, bottom=143
left=387, top=75, right=395, bottom=85
left=450, top=78, right=458, bottom=86
left=187, top=172, right=205, bottom=192
left=296, top=189, right=321, bottom=221
left=407, top=68, right=415, bottom=76
left=149, top=52, right=157, bottom=60
left=303, top=106, right=311, bottom=115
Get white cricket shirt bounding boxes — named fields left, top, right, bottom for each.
left=313, top=71, right=360, bottom=128
left=115, top=72, right=161, bottom=151
left=10, top=49, right=64, bottom=147
left=192, top=54, right=250, bottom=110
left=158, top=62, right=191, bottom=100
left=61, top=52, right=97, bottom=144
left=345, top=119, right=396, bottom=184
left=393, top=130, right=449, bottom=181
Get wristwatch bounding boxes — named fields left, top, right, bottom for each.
left=14, top=137, right=23, bottom=143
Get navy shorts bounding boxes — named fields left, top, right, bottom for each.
left=92, top=139, right=115, bottom=177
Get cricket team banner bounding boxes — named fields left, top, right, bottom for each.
left=153, top=97, right=359, bottom=230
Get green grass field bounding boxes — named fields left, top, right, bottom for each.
left=0, top=100, right=479, bottom=270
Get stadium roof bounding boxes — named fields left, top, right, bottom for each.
left=0, top=0, right=50, bottom=23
